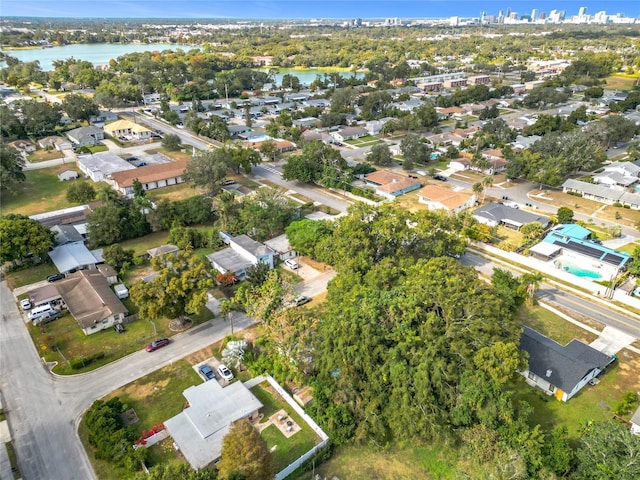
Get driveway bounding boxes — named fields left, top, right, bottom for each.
left=590, top=326, right=637, bottom=356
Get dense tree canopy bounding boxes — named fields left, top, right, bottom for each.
left=0, top=143, right=26, bottom=192
left=0, top=214, right=54, bottom=263
left=217, top=419, right=275, bottom=480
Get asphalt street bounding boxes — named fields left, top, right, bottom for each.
left=461, top=252, right=640, bottom=338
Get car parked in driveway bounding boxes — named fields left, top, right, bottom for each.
left=217, top=364, right=234, bottom=381
left=20, top=298, right=32, bottom=310
left=284, top=259, right=299, bottom=270
left=145, top=338, right=170, bottom=352
left=113, top=323, right=125, bottom=334
left=198, top=364, right=216, bottom=381
left=293, top=295, right=311, bottom=307
left=47, top=273, right=65, bottom=282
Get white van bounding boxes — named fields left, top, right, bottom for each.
left=28, top=304, right=55, bottom=321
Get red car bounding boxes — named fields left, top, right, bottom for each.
left=145, top=338, right=170, bottom=352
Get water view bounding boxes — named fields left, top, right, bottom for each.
left=0, top=43, right=200, bottom=71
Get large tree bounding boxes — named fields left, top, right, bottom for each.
left=129, top=250, right=213, bottom=321
left=60, top=93, right=100, bottom=122
left=217, top=419, right=275, bottom=480
left=367, top=144, right=393, bottom=166
left=285, top=219, right=333, bottom=257
left=0, top=143, right=26, bottom=192
left=400, top=134, right=432, bottom=171
left=282, top=140, right=346, bottom=184
left=0, top=214, right=54, bottom=264
left=66, top=180, right=96, bottom=204
left=16, top=100, right=61, bottom=137
left=182, top=149, right=229, bottom=195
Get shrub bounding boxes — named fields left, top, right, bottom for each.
left=612, top=202, right=623, bottom=207
left=70, top=352, right=105, bottom=370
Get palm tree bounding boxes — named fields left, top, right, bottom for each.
left=481, top=175, right=493, bottom=203
left=521, top=273, right=543, bottom=306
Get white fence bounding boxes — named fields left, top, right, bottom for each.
left=264, top=375, right=329, bottom=480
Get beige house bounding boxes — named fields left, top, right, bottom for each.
left=55, top=270, right=128, bottom=335
left=104, top=119, right=153, bottom=140
left=110, top=160, right=188, bottom=196
left=418, top=185, right=476, bottom=213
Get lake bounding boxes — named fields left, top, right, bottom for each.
left=0, top=43, right=364, bottom=85
left=0, top=43, right=200, bottom=71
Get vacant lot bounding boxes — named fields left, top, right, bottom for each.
left=147, top=182, right=205, bottom=202
left=5, top=262, right=59, bottom=289
left=605, top=74, right=639, bottom=91
left=517, top=303, right=599, bottom=345
left=344, top=135, right=385, bottom=147
left=2, top=166, right=79, bottom=216
left=27, top=149, right=64, bottom=162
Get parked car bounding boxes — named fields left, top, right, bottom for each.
left=47, top=273, right=65, bottom=282
left=198, top=364, right=216, bottom=381
left=217, top=364, right=234, bottom=381
left=136, top=162, right=147, bottom=167
left=220, top=179, right=236, bottom=186
left=294, top=295, right=311, bottom=307
left=284, top=259, right=299, bottom=270
left=126, top=156, right=138, bottom=162
left=145, top=338, right=170, bottom=352
left=113, top=323, right=125, bottom=334
left=20, top=298, right=32, bottom=310
left=433, top=175, right=447, bottom=182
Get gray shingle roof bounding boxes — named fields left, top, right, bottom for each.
left=473, top=203, right=550, bottom=228
left=520, top=327, right=612, bottom=393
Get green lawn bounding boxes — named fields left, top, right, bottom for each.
left=4, top=262, right=59, bottom=289
left=617, top=242, right=640, bottom=255
left=119, top=231, right=171, bottom=257
left=79, top=360, right=200, bottom=480
left=516, top=304, right=599, bottom=345
left=1, top=165, right=80, bottom=216
left=27, top=149, right=64, bottom=162
left=251, top=383, right=321, bottom=472
left=27, top=304, right=212, bottom=375
left=344, top=135, right=385, bottom=147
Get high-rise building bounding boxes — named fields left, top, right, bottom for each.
left=506, top=7, right=511, bottom=17
left=531, top=9, right=538, bottom=21
left=539, top=12, right=546, bottom=20
left=578, top=6, right=587, bottom=17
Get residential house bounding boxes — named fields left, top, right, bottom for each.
left=562, top=179, right=640, bottom=209
left=77, top=152, right=135, bottom=182
left=512, top=134, right=541, bottom=150
left=104, top=120, right=152, bottom=140
left=147, top=244, right=180, bottom=258
left=207, top=234, right=275, bottom=280
left=55, top=270, right=129, bottom=335
left=418, top=185, right=476, bottom=213
left=143, top=93, right=161, bottom=104
left=292, top=117, right=319, bottom=129
left=39, top=135, right=72, bottom=151
left=89, top=110, right=118, bottom=125
left=8, top=139, right=36, bottom=153
left=227, top=125, right=253, bottom=136
left=301, top=130, right=334, bottom=144
left=364, top=170, right=421, bottom=199
left=164, top=378, right=263, bottom=470
left=96, top=264, right=118, bottom=285
left=48, top=241, right=98, bottom=274
left=448, top=157, right=472, bottom=172
left=109, top=160, right=188, bottom=196
left=331, top=126, right=368, bottom=143
left=393, top=97, right=423, bottom=112
left=459, top=103, right=486, bottom=116
left=543, top=224, right=632, bottom=274
left=426, top=132, right=464, bottom=147
left=476, top=150, right=508, bottom=174
left=303, top=98, right=331, bottom=109
left=436, top=106, right=463, bottom=118
left=51, top=225, right=84, bottom=245
left=452, top=126, right=480, bottom=139
left=264, top=234, right=296, bottom=261
left=364, top=118, right=392, bottom=136
left=519, top=326, right=613, bottom=402
left=66, top=126, right=105, bottom=147
left=593, top=162, right=640, bottom=189
left=57, top=167, right=79, bottom=181
left=473, top=203, right=550, bottom=230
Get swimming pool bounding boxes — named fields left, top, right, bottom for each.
left=555, top=259, right=602, bottom=279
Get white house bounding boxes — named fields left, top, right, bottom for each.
left=57, top=167, right=79, bottom=181
left=331, top=126, right=368, bottom=143
left=104, top=120, right=153, bottom=140
left=207, top=234, right=275, bottom=280
left=76, top=152, right=135, bottom=182
left=417, top=185, right=476, bottom=213
left=66, top=126, right=105, bottom=147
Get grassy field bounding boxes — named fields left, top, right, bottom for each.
left=1, top=165, right=79, bottom=216
left=516, top=303, right=599, bottom=345
left=617, top=241, right=640, bottom=255
left=147, top=182, right=205, bottom=202
left=4, top=262, right=59, bottom=289
left=27, top=302, right=212, bottom=375
left=119, top=231, right=171, bottom=256
left=251, top=383, right=321, bottom=472
left=27, top=149, right=64, bottom=162
left=605, top=74, right=639, bottom=91
left=79, top=360, right=201, bottom=480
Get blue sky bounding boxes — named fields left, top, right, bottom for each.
left=3, top=1, right=639, bottom=19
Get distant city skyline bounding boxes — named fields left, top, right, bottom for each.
left=3, top=1, right=640, bottom=19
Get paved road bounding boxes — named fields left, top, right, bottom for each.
left=461, top=252, right=640, bottom=338
left=252, top=164, right=351, bottom=213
